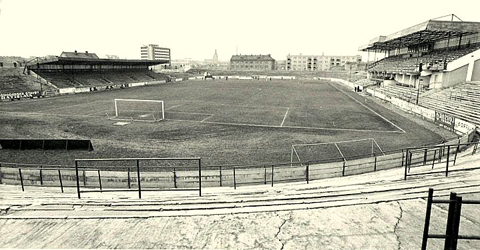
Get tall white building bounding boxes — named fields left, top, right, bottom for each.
left=140, top=44, right=170, bottom=65
left=286, top=54, right=361, bottom=71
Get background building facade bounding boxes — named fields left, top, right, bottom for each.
left=230, top=54, right=275, bottom=70
left=140, top=44, right=171, bottom=65
left=286, top=54, right=362, bottom=71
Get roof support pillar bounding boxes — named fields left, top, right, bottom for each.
left=444, top=31, right=452, bottom=70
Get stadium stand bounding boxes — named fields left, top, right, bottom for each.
left=372, top=84, right=426, bottom=103
left=419, top=82, right=480, bottom=126
left=360, top=16, right=480, bottom=89
left=368, top=43, right=480, bottom=74
left=0, top=68, right=47, bottom=100
left=25, top=51, right=170, bottom=90
left=361, top=16, right=480, bottom=130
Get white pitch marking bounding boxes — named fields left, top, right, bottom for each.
left=42, top=100, right=105, bottom=112
left=165, top=118, right=404, bottom=133
left=200, top=114, right=215, bottom=122
left=329, top=82, right=406, bottom=133
left=165, top=104, right=184, bottom=111
left=280, top=107, right=290, bottom=127
left=167, top=111, right=214, bottom=116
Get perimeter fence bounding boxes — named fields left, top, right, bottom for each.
left=0, top=130, right=477, bottom=198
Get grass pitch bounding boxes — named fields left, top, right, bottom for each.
left=0, top=79, right=448, bottom=166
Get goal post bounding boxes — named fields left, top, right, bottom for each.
left=291, top=138, right=384, bottom=166
left=111, top=99, right=165, bottom=122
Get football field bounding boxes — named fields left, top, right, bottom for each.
left=0, top=79, right=446, bottom=166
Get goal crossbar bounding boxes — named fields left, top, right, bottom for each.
left=291, top=138, right=384, bottom=166
left=111, top=99, right=165, bottom=122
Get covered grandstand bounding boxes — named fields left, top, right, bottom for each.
left=360, top=15, right=480, bottom=89
left=360, top=15, right=480, bottom=130
left=24, top=51, right=170, bottom=96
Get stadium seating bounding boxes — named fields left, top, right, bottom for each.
left=419, top=82, right=480, bottom=125
left=0, top=68, right=47, bottom=100
left=368, top=44, right=480, bottom=73
left=354, top=79, right=378, bottom=87
left=371, top=84, right=425, bottom=103
left=34, top=69, right=170, bottom=88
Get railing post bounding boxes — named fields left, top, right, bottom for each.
left=271, top=165, right=274, bottom=187
left=39, top=165, right=43, bottom=186
left=233, top=167, right=236, bottom=190
left=444, top=192, right=457, bottom=249
left=306, top=163, right=309, bottom=184
left=75, top=161, right=81, bottom=199
left=439, top=146, right=443, bottom=163
left=173, top=168, right=177, bottom=188
left=432, top=150, right=437, bottom=169
left=127, top=167, right=131, bottom=189
left=423, top=147, right=427, bottom=165
left=421, top=188, right=434, bottom=250
left=136, top=159, right=141, bottom=199
left=374, top=154, right=377, bottom=172
left=408, top=151, right=413, bottom=173
left=58, top=169, right=64, bottom=193
left=83, top=169, right=86, bottom=187
left=450, top=196, right=463, bottom=250
left=342, top=160, right=346, bottom=176
left=401, top=149, right=404, bottom=167
left=445, top=146, right=450, bottom=177
left=19, top=168, right=24, bottom=191
left=453, top=144, right=460, bottom=166
left=98, top=170, right=102, bottom=192
left=198, top=159, right=202, bottom=197
left=219, top=166, right=222, bottom=187
left=264, top=166, right=267, bottom=185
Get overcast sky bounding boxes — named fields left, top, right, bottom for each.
left=0, top=0, right=479, bottom=61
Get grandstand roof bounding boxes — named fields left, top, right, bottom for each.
left=359, top=20, right=480, bottom=51
left=28, top=56, right=168, bottom=67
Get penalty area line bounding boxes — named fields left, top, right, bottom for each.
left=165, top=118, right=403, bottom=133
left=280, top=107, right=290, bottom=127
left=165, top=104, right=184, bottom=111
left=200, top=114, right=215, bottom=122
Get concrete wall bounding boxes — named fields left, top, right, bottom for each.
left=472, top=59, right=480, bottom=81
left=429, top=72, right=444, bottom=89
left=443, top=64, right=469, bottom=88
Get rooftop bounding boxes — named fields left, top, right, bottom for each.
left=230, top=54, right=275, bottom=61
left=359, top=18, right=480, bottom=51
left=27, top=51, right=168, bottom=68
left=60, top=51, right=99, bottom=59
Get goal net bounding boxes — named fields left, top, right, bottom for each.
left=110, top=99, right=165, bottom=122
left=291, top=138, right=384, bottom=165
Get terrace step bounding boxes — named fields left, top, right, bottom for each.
left=2, top=152, right=479, bottom=218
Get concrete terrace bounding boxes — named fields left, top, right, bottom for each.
left=1, top=147, right=479, bottom=249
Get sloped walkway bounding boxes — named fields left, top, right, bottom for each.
left=1, top=151, right=479, bottom=249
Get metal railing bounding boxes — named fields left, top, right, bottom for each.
left=74, top=157, right=202, bottom=199
left=422, top=188, right=480, bottom=250
left=1, top=134, right=477, bottom=197
left=404, top=141, right=480, bottom=180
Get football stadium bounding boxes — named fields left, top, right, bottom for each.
left=1, top=8, right=480, bottom=250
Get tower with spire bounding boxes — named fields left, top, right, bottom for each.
left=213, top=49, right=218, bottom=64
